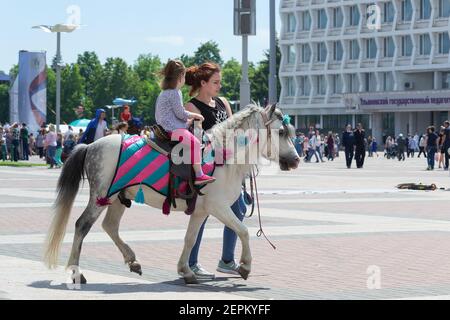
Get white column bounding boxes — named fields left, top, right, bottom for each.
left=394, top=112, right=402, bottom=136
left=408, top=112, right=414, bottom=135
left=372, top=112, right=383, bottom=150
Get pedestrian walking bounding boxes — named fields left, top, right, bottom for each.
left=342, top=124, right=355, bottom=169
left=354, top=123, right=366, bottom=168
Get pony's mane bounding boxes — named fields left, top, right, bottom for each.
left=210, top=104, right=264, bottom=144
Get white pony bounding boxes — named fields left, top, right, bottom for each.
left=44, top=104, right=300, bottom=284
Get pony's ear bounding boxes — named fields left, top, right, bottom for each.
left=265, top=103, right=277, bottom=118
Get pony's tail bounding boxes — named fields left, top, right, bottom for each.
left=44, top=144, right=88, bottom=269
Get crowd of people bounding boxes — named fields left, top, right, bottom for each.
left=292, top=120, right=450, bottom=171
left=0, top=117, right=139, bottom=168
left=293, top=128, right=341, bottom=163
left=382, top=120, right=450, bottom=170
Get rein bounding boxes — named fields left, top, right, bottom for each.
left=245, top=165, right=276, bottom=250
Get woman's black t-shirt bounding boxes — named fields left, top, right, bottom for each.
left=189, top=97, right=229, bottom=131
left=427, top=132, right=438, bottom=148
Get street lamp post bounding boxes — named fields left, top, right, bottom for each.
left=234, top=0, right=256, bottom=110
left=269, top=0, right=278, bottom=105
left=33, top=24, right=79, bottom=133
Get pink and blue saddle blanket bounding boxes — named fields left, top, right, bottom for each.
left=101, top=134, right=216, bottom=215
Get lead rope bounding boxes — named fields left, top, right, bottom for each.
left=252, top=166, right=276, bottom=250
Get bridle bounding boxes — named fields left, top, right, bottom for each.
left=242, top=109, right=288, bottom=251
left=261, top=110, right=276, bottom=159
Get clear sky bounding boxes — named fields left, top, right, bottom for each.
left=0, top=0, right=281, bottom=73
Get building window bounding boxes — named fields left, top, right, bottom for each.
left=317, top=42, right=327, bottom=62
left=349, top=40, right=360, bottom=60
left=364, top=73, right=376, bottom=92
left=383, top=72, right=394, bottom=91
left=317, top=75, right=326, bottom=95
left=332, top=74, right=343, bottom=94
left=439, top=0, right=450, bottom=17
left=287, top=45, right=296, bottom=64
left=366, top=38, right=377, bottom=59
left=384, top=2, right=395, bottom=23
left=333, top=7, right=343, bottom=28
left=439, top=33, right=450, bottom=54
left=333, top=41, right=343, bottom=61
left=299, top=76, right=311, bottom=96
left=349, top=5, right=360, bottom=26
left=301, top=11, right=312, bottom=31
left=384, top=37, right=395, bottom=57
left=302, top=44, right=311, bottom=63
left=317, top=9, right=327, bottom=29
left=442, top=72, right=450, bottom=89
left=419, top=0, right=431, bottom=19
left=349, top=74, right=359, bottom=93
left=401, top=0, right=413, bottom=21
left=401, top=36, right=413, bottom=56
left=419, top=34, right=431, bottom=55
left=286, top=77, right=295, bottom=97
left=287, top=13, right=297, bottom=33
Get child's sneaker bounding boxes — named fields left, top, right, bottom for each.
left=194, top=174, right=216, bottom=186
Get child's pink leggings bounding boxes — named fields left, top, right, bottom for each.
left=169, top=129, right=202, bottom=164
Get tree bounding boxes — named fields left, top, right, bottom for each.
left=221, top=58, right=241, bottom=102
left=178, top=54, right=194, bottom=68
left=61, top=63, right=85, bottom=123
left=192, top=41, right=224, bottom=66
left=76, top=51, right=102, bottom=113
left=46, top=67, right=56, bottom=124
left=133, top=54, right=162, bottom=82
left=250, top=42, right=281, bottom=105
left=0, top=84, right=9, bottom=123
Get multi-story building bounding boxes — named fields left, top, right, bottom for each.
left=279, top=0, right=450, bottom=143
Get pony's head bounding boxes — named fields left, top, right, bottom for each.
left=259, top=104, right=300, bottom=171
left=211, top=104, right=300, bottom=171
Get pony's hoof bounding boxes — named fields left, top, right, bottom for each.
left=72, top=273, right=87, bottom=284
left=238, top=267, right=250, bottom=280
left=129, top=262, right=143, bottom=276
left=184, top=275, right=198, bottom=285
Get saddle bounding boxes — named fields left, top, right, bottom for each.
left=147, top=124, right=205, bottom=215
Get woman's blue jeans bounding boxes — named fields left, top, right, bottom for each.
left=427, top=146, right=437, bottom=169
left=47, top=146, right=57, bottom=166
left=189, top=193, right=247, bottom=267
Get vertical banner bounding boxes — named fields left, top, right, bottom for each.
left=9, top=76, right=19, bottom=124
left=18, top=51, right=47, bottom=134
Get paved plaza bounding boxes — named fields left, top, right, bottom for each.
left=0, top=153, right=450, bottom=300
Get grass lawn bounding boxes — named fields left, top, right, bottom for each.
left=0, top=161, right=47, bottom=167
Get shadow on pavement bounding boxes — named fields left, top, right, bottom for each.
left=28, top=279, right=269, bottom=295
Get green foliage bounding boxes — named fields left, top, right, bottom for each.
left=181, top=41, right=224, bottom=67
left=0, top=84, right=9, bottom=123
left=0, top=40, right=282, bottom=125
left=250, top=44, right=282, bottom=105
left=61, top=63, right=85, bottom=124
left=221, top=58, right=241, bottom=101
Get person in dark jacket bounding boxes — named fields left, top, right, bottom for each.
left=396, top=133, right=406, bottom=161
left=354, top=123, right=366, bottom=168
left=78, top=109, right=108, bottom=145
left=342, top=124, right=355, bottom=169
left=443, top=120, right=450, bottom=170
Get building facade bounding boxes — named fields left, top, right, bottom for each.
left=279, top=0, right=450, bottom=144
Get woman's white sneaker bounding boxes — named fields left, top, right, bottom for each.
left=216, top=260, right=240, bottom=275
left=190, top=263, right=215, bottom=279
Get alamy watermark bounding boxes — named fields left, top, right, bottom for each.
left=66, top=5, right=81, bottom=26
left=168, top=128, right=284, bottom=166
left=366, top=265, right=382, bottom=290
left=366, top=4, right=382, bottom=30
